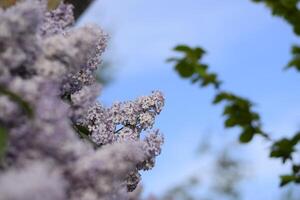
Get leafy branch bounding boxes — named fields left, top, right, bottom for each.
left=168, top=45, right=270, bottom=144
left=167, top=45, right=221, bottom=89
left=168, top=0, right=300, bottom=187
left=168, top=44, right=300, bottom=186
left=252, top=0, right=300, bottom=72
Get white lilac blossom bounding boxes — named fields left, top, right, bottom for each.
left=0, top=161, right=67, bottom=200
left=40, top=3, right=74, bottom=37
left=0, top=1, right=165, bottom=200
left=69, top=142, right=146, bottom=200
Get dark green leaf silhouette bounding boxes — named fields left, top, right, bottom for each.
left=0, top=126, right=8, bottom=162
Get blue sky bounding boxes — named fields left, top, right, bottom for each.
left=79, top=0, right=300, bottom=199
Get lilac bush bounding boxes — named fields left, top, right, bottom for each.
left=0, top=1, right=164, bottom=199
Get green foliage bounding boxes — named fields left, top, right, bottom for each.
left=252, top=0, right=300, bottom=35
left=167, top=45, right=221, bottom=89
left=0, top=0, right=16, bottom=9
left=252, top=0, right=300, bottom=72
left=169, top=44, right=299, bottom=185
left=169, top=0, right=300, bottom=187
left=47, top=0, right=61, bottom=10
left=74, top=124, right=90, bottom=136
left=287, top=45, right=300, bottom=71
left=213, top=92, right=266, bottom=143
left=269, top=133, right=300, bottom=187
left=167, top=49, right=268, bottom=143
left=280, top=175, right=300, bottom=187
left=0, top=126, right=8, bottom=162
left=73, top=124, right=97, bottom=148
left=168, top=27, right=300, bottom=189
left=270, top=133, right=300, bottom=163
left=279, top=161, right=300, bottom=187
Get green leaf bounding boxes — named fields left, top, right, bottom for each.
left=280, top=175, right=296, bottom=187
left=188, top=47, right=205, bottom=61
left=291, top=45, right=300, bottom=54
left=287, top=57, right=298, bottom=66
left=292, top=165, right=300, bottom=174
left=174, top=45, right=191, bottom=53
left=194, top=47, right=205, bottom=58
left=291, top=132, right=300, bottom=144
left=270, top=139, right=295, bottom=163
left=213, top=92, right=228, bottom=104
left=0, top=0, right=16, bottom=9
left=201, top=73, right=220, bottom=88
left=73, top=124, right=99, bottom=148
left=170, top=44, right=222, bottom=88
left=225, top=118, right=236, bottom=127
left=286, top=57, right=300, bottom=71
left=280, top=0, right=297, bottom=8
left=47, top=0, right=62, bottom=10
left=213, top=92, right=236, bottom=104
left=175, top=60, right=195, bottom=78
left=194, top=64, right=207, bottom=75
left=239, top=128, right=255, bottom=143
left=0, top=126, right=8, bottom=162
left=74, top=124, right=90, bottom=136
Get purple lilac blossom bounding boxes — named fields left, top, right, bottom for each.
left=0, top=1, right=165, bottom=200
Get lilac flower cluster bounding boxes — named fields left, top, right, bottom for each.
left=0, top=1, right=164, bottom=200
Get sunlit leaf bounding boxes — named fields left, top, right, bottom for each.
left=47, top=0, right=61, bottom=10
left=0, top=0, right=16, bottom=9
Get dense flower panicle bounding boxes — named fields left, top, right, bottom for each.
left=143, top=131, right=164, bottom=157
left=60, top=27, right=107, bottom=96
left=86, top=27, right=108, bottom=71
left=0, top=1, right=165, bottom=200
left=0, top=0, right=42, bottom=75
left=83, top=102, right=115, bottom=145
left=138, top=130, right=164, bottom=171
left=39, top=25, right=104, bottom=78
left=137, top=91, right=165, bottom=114
left=68, top=142, right=146, bottom=200
left=0, top=161, right=67, bottom=200
left=79, top=90, right=164, bottom=147
left=110, top=91, right=164, bottom=129
left=117, top=126, right=139, bottom=142
left=40, top=3, right=74, bottom=37
left=70, top=83, right=102, bottom=120
left=126, top=170, right=142, bottom=192
left=128, top=183, right=143, bottom=200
